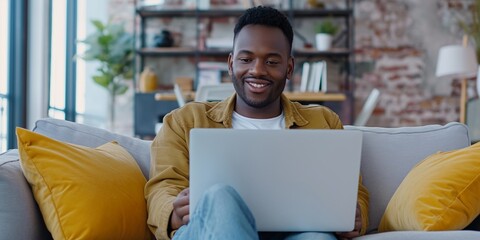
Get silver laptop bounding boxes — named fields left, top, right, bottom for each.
left=189, top=129, right=363, bottom=232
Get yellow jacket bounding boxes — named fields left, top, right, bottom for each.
left=145, top=94, right=369, bottom=239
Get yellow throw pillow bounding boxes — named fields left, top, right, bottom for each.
left=379, top=142, right=480, bottom=231
left=16, top=128, right=152, bottom=240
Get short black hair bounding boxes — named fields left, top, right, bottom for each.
left=234, top=6, right=293, bottom=51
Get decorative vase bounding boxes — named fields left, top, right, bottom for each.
left=307, top=0, right=325, bottom=8
left=139, top=67, right=158, bottom=92
left=315, top=33, right=332, bottom=51
left=154, top=30, right=174, bottom=47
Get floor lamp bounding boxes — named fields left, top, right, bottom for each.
left=436, top=42, right=478, bottom=124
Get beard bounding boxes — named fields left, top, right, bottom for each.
left=231, top=73, right=286, bottom=109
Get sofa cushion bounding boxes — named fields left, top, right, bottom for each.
left=16, top=128, right=152, bottom=240
left=378, top=142, right=480, bottom=231
left=353, top=230, right=480, bottom=240
left=0, top=149, right=52, bottom=240
left=345, top=122, right=470, bottom=232
left=33, top=118, right=152, bottom=178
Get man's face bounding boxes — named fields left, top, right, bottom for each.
left=228, top=24, right=294, bottom=113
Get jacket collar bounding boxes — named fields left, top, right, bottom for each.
left=206, top=93, right=309, bottom=128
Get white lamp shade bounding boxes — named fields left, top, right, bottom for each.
left=436, top=45, right=478, bottom=77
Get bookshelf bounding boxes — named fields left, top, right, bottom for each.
left=133, top=0, right=355, bottom=138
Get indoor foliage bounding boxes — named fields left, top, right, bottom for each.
left=77, top=20, right=134, bottom=129
left=458, top=0, right=480, bottom=60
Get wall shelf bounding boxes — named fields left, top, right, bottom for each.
left=137, top=47, right=352, bottom=58
left=154, top=91, right=347, bottom=102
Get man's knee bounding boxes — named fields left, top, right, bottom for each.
left=195, top=183, right=246, bottom=218
left=203, top=183, right=240, bottom=202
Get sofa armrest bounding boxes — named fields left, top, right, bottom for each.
left=0, top=150, right=52, bottom=240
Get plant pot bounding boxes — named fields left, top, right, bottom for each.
left=315, top=33, right=332, bottom=51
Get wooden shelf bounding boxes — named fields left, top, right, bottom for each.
left=137, top=47, right=351, bottom=58
left=155, top=91, right=196, bottom=101
left=284, top=92, right=346, bottom=101
left=137, top=48, right=232, bottom=57
left=136, top=8, right=352, bottom=18
left=154, top=91, right=346, bottom=102
left=294, top=48, right=351, bottom=57
left=137, top=8, right=247, bottom=18
left=290, top=9, right=352, bottom=17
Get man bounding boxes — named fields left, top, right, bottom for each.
left=145, top=6, right=369, bottom=240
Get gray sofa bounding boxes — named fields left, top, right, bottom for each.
left=1, top=118, right=479, bottom=239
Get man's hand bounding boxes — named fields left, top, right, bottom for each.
left=335, top=202, right=362, bottom=240
left=170, top=188, right=190, bottom=231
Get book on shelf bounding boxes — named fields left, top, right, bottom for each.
left=314, top=61, right=327, bottom=93
left=306, top=62, right=317, bottom=92
left=197, top=61, right=229, bottom=87
left=299, top=60, right=328, bottom=93
left=320, top=61, right=327, bottom=93
left=198, top=69, right=221, bottom=86
left=198, top=61, right=229, bottom=70
left=205, top=37, right=233, bottom=49
left=206, top=21, right=234, bottom=50
left=196, top=0, right=249, bottom=9
left=299, top=62, right=310, bottom=92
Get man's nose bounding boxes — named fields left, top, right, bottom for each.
left=249, top=60, right=267, bottom=76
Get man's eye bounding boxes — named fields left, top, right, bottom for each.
left=239, top=58, right=251, bottom=63
left=266, top=60, right=279, bottom=65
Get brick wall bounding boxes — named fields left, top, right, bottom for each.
left=108, top=0, right=135, bottom=31
left=355, top=0, right=477, bottom=127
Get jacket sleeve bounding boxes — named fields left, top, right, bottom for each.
left=358, top=175, right=369, bottom=235
left=332, top=109, right=369, bottom=235
left=145, top=112, right=190, bottom=240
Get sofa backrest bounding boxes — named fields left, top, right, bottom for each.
left=33, top=118, right=152, bottom=178
left=345, top=122, right=470, bottom=232
left=10, top=119, right=471, bottom=236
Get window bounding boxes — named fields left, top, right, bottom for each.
left=48, top=0, right=68, bottom=119
left=75, top=0, right=110, bottom=128
left=48, top=0, right=132, bottom=134
left=49, top=0, right=110, bottom=128
left=2, top=0, right=27, bottom=150
left=0, top=0, right=9, bottom=152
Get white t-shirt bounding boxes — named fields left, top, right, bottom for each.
left=232, top=111, right=285, bottom=130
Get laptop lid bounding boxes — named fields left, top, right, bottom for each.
left=189, top=129, right=363, bottom=232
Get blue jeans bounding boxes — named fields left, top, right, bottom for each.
left=173, top=184, right=337, bottom=240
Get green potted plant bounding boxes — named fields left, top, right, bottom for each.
left=314, top=19, right=339, bottom=51
left=77, top=19, right=134, bottom=130
left=458, top=0, right=480, bottom=59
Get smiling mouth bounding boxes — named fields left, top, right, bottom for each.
left=245, top=77, right=271, bottom=87
left=244, top=79, right=271, bottom=94
left=248, top=82, right=268, bottom=88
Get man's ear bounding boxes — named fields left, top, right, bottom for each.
left=228, top=53, right=233, bottom=76
left=286, top=56, right=295, bottom=79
